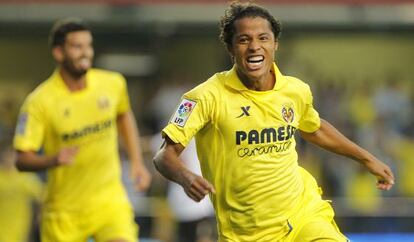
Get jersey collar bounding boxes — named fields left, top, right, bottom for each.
left=224, top=63, right=286, bottom=91
left=50, top=69, right=68, bottom=94
left=50, top=68, right=91, bottom=94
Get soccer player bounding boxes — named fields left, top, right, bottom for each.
left=153, top=2, right=394, bottom=242
left=13, top=18, right=151, bottom=242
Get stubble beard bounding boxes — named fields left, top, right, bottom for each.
left=62, top=58, right=89, bottom=79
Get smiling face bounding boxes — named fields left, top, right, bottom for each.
left=230, top=16, right=278, bottom=90
left=53, top=30, right=94, bottom=78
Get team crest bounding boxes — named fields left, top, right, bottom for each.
left=171, top=98, right=196, bottom=127
left=97, top=96, right=110, bottom=110
left=281, top=106, right=294, bottom=123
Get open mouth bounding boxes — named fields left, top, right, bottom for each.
left=78, top=58, right=91, bottom=69
left=246, top=56, right=264, bottom=70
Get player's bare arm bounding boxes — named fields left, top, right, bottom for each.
left=15, top=147, right=78, bottom=171
left=117, top=111, right=152, bottom=192
left=153, top=136, right=215, bottom=202
left=299, top=118, right=394, bottom=191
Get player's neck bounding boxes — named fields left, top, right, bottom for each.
left=238, top=70, right=275, bottom=91
left=59, top=68, right=87, bottom=92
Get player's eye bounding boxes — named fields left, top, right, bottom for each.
left=238, top=38, right=249, bottom=44
left=259, top=35, right=270, bottom=41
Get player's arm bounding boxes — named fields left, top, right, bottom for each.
left=153, top=135, right=215, bottom=202
left=299, top=118, right=395, bottom=190
left=15, top=148, right=77, bottom=171
left=117, top=111, right=151, bottom=192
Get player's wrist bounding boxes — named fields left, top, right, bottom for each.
left=47, top=155, right=59, bottom=168
left=180, top=169, right=196, bottom=188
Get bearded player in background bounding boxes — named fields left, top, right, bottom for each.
left=13, top=18, right=151, bottom=242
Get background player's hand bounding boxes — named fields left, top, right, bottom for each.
left=182, top=171, right=215, bottom=202
left=56, top=147, right=78, bottom=166
left=131, top=163, right=152, bottom=192
left=363, top=158, right=395, bottom=190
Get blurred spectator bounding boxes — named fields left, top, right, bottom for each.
left=149, top=81, right=193, bottom=132
left=373, top=78, right=412, bottom=134
left=391, top=134, right=414, bottom=197
left=354, top=118, right=399, bottom=197
left=347, top=82, right=376, bottom=128
left=151, top=134, right=216, bottom=242
left=345, top=167, right=382, bottom=214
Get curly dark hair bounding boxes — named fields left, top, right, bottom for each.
left=49, top=17, right=90, bottom=48
left=219, top=1, right=282, bottom=51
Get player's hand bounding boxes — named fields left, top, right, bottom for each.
left=182, top=171, right=215, bottom=202
left=131, top=164, right=152, bottom=192
left=56, top=147, right=79, bottom=166
left=363, top=159, right=395, bottom=190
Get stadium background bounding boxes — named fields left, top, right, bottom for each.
left=0, top=0, right=413, bottom=241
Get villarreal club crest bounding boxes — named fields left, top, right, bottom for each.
left=282, top=105, right=294, bottom=123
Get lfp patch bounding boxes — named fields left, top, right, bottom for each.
left=16, top=112, right=28, bottom=135
left=171, top=99, right=196, bottom=127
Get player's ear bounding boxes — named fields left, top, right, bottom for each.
left=227, top=46, right=235, bottom=63
left=274, top=40, right=279, bottom=51
left=52, top=46, right=64, bottom=62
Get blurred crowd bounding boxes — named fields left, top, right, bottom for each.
left=309, top=76, right=414, bottom=199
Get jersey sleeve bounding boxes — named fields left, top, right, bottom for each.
left=13, top=95, right=47, bottom=152
left=162, top=89, right=213, bottom=147
left=298, top=84, right=321, bottom=133
left=116, top=73, right=131, bottom=115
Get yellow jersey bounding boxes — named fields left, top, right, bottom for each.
left=0, top=169, right=43, bottom=242
left=163, top=63, right=321, bottom=241
left=14, top=68, right=131, bottom=211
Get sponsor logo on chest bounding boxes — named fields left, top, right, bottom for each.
left=233, top=103, right=297, bottom=157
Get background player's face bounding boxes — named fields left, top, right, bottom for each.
left=230, top=16, right=277, bottom=84
left=57, top=30, right=94, bottom=78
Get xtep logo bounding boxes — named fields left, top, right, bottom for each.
left=236, top=106, right=251, bottom=118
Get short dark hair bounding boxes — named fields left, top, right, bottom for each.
left=219, top=1, right=282, bottom=50
left=49, top=17, right=90, bottom=48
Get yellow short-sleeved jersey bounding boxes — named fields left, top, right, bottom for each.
left=0, top=170, right=43, bottom=242
left=163, top=63, right=322, bottom=241
left=13, top=68, right=131, bottom=211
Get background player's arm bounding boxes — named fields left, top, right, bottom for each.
left=117, top=111, right=151, bottom=191
left=299, top=118, right=394, bottom=190
left=15, top=147, right=77, bottom=171
left=153, top=135, right=215, bottom=202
